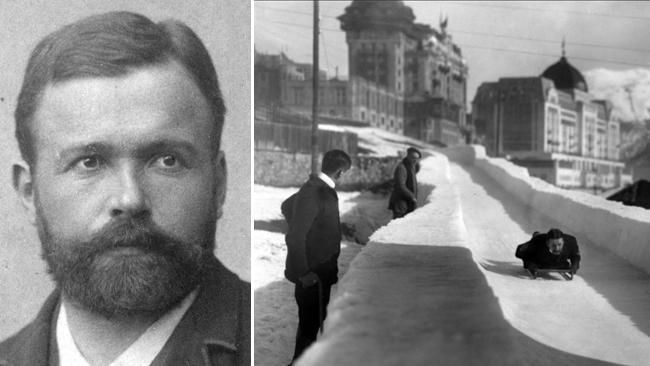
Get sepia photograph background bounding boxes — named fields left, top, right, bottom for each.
left=0, top=0, right=250, bottom=339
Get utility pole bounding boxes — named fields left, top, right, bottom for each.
left=311, top=0, right=320, bottom=175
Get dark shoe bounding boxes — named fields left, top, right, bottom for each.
left=526, top=268, right=537, bottom=279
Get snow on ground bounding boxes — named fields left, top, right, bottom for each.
left=257, top=125, right=650, bottom=365
left=296, top=154, right=519, bottom=366
left=253, top=184, right=392, bottom=366
left=451, top=162, right=650, bottom=365
left=295, top=151, right=650, bottom=365
left=465, top=145, right=650, bottom=273
left=253, top=125, right=426, bottom=366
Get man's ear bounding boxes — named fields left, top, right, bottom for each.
left=12, top=162, right=36, bottom=225
left=213, top=151, right=227, bottom=219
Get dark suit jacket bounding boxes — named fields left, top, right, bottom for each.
left=0, top=256, right=250, bottom=366
left=515, top=233, right=581, bottom=269
left=388, top=158, right=418, bottom=215
left=284, top=174, right=341, bottom=285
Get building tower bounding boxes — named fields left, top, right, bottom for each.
left=338, top=0, right=469, bottom=145
left=338, top=0, right=413, bottom=95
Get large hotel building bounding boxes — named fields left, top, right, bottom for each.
left=472, top=49, right=627, bottom=189
left=255, top=0, right=469, bottom=146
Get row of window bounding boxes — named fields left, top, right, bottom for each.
left=357, top=86, right=402, bottom=116
left=359, top=109, right=400, bottom=130
left=286, top=87, right=347, bottom=107
left=546, top=107, right=619, bottom=159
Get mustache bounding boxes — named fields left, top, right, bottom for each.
left=79, top=218, right=194, bottom=259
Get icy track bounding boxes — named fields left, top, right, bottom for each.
left=297, top=151, right=650, bottom=366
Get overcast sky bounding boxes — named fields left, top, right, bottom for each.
left=255, top=1, right=650, bottom=120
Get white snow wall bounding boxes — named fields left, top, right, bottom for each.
left=294, top=154, right=528, bottom=365
left=295, top=149, right=650, bottom=365
left=445, top=145, right=650, bottom=275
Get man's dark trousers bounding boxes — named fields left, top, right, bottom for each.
left=292, top=282, right=332, bottom=360
left=391, top=200, right=416, bottom=219
left=388, top=158, right=418, bottom=219
left=284, top=175, right=341, bottom=363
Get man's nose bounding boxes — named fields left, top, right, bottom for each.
left=109, top=165, right=150, bottom=219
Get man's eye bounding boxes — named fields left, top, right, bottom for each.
left=153, top=154, right=182, bottom=170
left=75, top=156, right=102, bottom=170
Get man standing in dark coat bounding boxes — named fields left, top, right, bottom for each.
left=284, top=149, right=351, bottom=363
left=388, top=147, right=421, bottom=219
left=0, top=12, right=249, bottom=366
left=515, top=228, right=581, bottom=276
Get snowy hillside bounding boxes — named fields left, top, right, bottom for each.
left=318, top=124, right=437, bottom=157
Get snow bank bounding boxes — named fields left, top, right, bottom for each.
left=295, top=154, right=529, bottom=365
left=369, top=154, right=466, bottom=247
left=293, top=148, right=646, bottom=365
left=253, top=185, right=390, bottom=365
left=447, top=145, right=650, bottom=274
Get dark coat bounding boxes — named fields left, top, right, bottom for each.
left=284, top=174, right=341, bottom=285
left=388, top=158, right=418, bottom=216
left=0, top=256, right=250, bottom=366
left=515, top=233, right=581, bottom=269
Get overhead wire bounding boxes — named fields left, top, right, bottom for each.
left=255, top=18, right=344, bottom=75
left=257, top=3, right=650, bottom=22
left=449, top=29, right=650, bottom=54
left=255, top=4, right=650, bottom=55
left=255, top=19, right=347, bottom=53
left=458, top=44, right=648, bottom=67
left=445, top=2, right=650, bottom=21
left=256, top=18, right=650, bottom=68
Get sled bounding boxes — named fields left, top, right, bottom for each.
left=526, top=268, right=573, bottom=280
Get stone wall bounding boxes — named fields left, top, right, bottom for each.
left=254, top=150, right=401, bottom=191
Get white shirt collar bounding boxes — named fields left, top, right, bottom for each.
left=56, top=289, right=198, bottom=366
left=317, top=172, right=336, bottom=189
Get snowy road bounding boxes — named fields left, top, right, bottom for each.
left=451, top=162, right=650, bottom=365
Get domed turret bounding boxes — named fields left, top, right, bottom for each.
left=541, top=41, right=588, bottom=92
left=338, top=0, right=415, bottom=33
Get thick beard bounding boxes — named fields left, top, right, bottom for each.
left=37, top=214, right=215, bottom=319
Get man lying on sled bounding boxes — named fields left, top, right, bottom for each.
left=515, top=228, right=581, bottom=278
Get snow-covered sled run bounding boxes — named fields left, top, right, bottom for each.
left=297, top=146, right=650, bottom=366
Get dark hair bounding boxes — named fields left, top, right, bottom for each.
left=15, top=11, right=225, bottom=166
left=406, top=147, right=421, bottom=158
left=321, top=149, right=351, bottom=174
left=547, top=228, right=564, bottom=240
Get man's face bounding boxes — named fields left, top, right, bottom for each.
left=19, top=61, right=225, bottom=317
left=407, top=151, right=420, bottom=164
left=547, top=238, right=564, bottom=256
left=333, top=165, right=351, bottom=181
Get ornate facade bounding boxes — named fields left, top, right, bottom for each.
left=472, top=52, right=628, bottom=189
left=339, top=0, right=468, bottom=145
left=254, top=1, right=468, bottom=141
